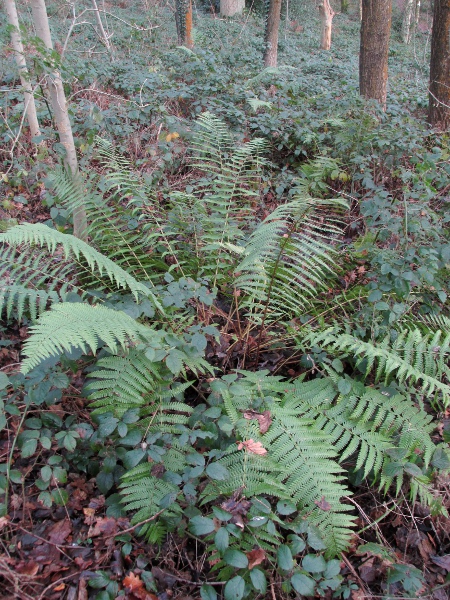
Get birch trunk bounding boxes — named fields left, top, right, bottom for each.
left=4, top=0, right=41, bottom=139
left=91, top=0, right=111, bottom=50
left=402, top=0, right=415, bottom=44
left=30, top=0, right=87, bottom=240
left=428, top=0, right=450, bottom=130
left=220, top=0, right=245, bottom=17
left=318, top=0, right=335, bottom=50
left=414, top=0, right=420, bottom=26
left=359, top=0, right=392, bottom=109
left=264, top=0, right=282, bottom=67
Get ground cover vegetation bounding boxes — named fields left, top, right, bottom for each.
left=0, top=0, right=449, bottom=598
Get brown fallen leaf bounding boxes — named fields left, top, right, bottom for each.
left=123, top=572, right=158, bottom=600
left=47, top=518, right=72, bottom=545
left=431, top=554, right=450, bottom=572
left=0, top=516, right=9, bottom=530
left=87, top=517, right=117, bottom=538
left=77, top=578, right=88, bottom=600
left=15, top=560, right=39, bottom=576
left=314, top=496, right=332, bottom=511
left=243, top=410, right=272, bottom=434
left=247, top=548, right=266, bottom=570
left=237, top=439, right=267, bottom=455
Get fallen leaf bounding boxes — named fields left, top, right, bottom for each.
left=431, top=555, right=450, bottom=572
left=243, top=410, right=272, bottom=434
left=77, top=578, right=88, bottom=600
left=314, top=496, right=332, bottom=511
left=47, top=519, right=72, bottom=545
left=15, top=560, right=39, bottom=576
left=88, top=517, right=117, bottom=538
left=246, top=548, right=266, bottom=570
left=83, top=507, right=96, bottom=525
left=0, top=516, right=9, bottom=530
left=123, top=572, right=144, bottom=592
left=237, top=439, right=267, bottom=455
left=53, top=583, right=65, bottom=592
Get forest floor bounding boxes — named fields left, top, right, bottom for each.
left=1, top=1, right=450, bottom=599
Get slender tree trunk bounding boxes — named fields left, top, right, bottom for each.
left=318, top=0, right=335, bottom=50
left=341, top=0, right=349, bottom=13
left=30, top=0, right=87, bottom=240
left=428, top=0, right=450, bottom=130
left=402, top=0, right=415, bottom=43
left=220, top=0, right=245, bottom=17
left=414, top=0, right=421, bottom=26
left=264, top=0, right=282, bottom=66
left=175, top=0, right=193, bottom=47
left=4, top=0, right=41, bottom=139
left=359, top=0, right=362, bottom=20
left=359, top=0, right=392, bottom=108
left=91, top=0, right=111, bottom=51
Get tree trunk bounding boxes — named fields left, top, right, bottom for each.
left=414, top=0, right=421, bottom=26
left=318, top=0, right=335, bottom=50
left=341, top=0, right=349, bottom=13
left=402, top=0, right=415, bottom=43
left=428, top=0, right=450, bottom=130
left=91, top=0, right=111, bottom=51
left=4, top=0, right=41, bottom=140
left=220, top=0, right=245, bottom=17
left=264, top=0, right=282, bottom=67
left=30, top=0, right=87, bottom=240
left=359, top=0, right=392, bottom=108
left=175, top=0, right=193, bottom=47
left=359, top=0, right=362, bottom=20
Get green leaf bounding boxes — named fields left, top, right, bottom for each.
left=288, top=534, right=306, bottom=555
left=324, top=559, right=341, bottom=578
left=337, top=378, right=352, bottom=395
left=291, top=573, right=316, bottom=596
left=89, top=571, right=111, bottom=589
left=190, top=516, right=216, bottom=536
left=166, top=350, right=184, bottom=375
left=306, top=527, right=326, bottom=551
left=368, top=289, right=383, bottom=302
left=223, top=549, right=248, bottom=569
left=200, top=585, right=217, bottom=600
left=206, top=463, right=229, bottom=481
left=0, top=373, right=9, bottom=390
left=224, top=576, right=245, bottom=600
left=404, top=462, right=423, bottom=477
left=40, top=466, right=52, bottom=482
left=96, top=470, right=114, bottom=494
left=9, top=469, right=23, bottom=484
left=38, top=491, right=53, bottom=507
left=215, top=527, right=229, bottom=552
left=302, top=554, right=327, bottom=573
left=250, top=569, right=267, bottom=593
left=432, top=448, right=450, bottom=470
left=383, top=461, right=404, bottom=477
left=63, top=433, right=78, bottom=452
left=21, top=438, right=37, bottom=458
left=277, top=545, right=293, bottom=571
left=123, top=449, right=146, bottom=469
left=277, top=499, right=297, bottom=515
left=51, top=488, right=68, bottom=505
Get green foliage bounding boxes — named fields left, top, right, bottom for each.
left=305, top=326, right=450, bottom=407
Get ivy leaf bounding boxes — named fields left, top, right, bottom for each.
left=250, top=568, right=267, bottom=593
left=206, top=463, right=229, bottom=481
left=277, top=545, right=293, bottom=571
left=190, top=516, right=216, bottom=536
left=302, top=554, right=327, bottom=573
left=224, top=576, right=245, bottom=600
left=215, top=527, right=229, bottom=552
left=223, top=549, right=248, bottom=569
left=291, top=573, right=316, bottom=596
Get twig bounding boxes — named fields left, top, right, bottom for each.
left=105, top=509, right=165, bottom=538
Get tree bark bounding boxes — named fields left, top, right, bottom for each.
left=318, top=0, right=335, bottom=50
left=359, top=0, right=392, bottom=108
left=30, top=0, right=87, bottom=240
left=402, top=0, right=415, bottom=43
left=341, top=0, right=349, bottom=13
left=4, top=0, right=41, bottom=139
left=428, top=0, right=450, bottom=130
left=175, top=0, right=193, bottom=47
left=264, top=0, right=282, bottom=67
left=414, top=0, right=421, bottom=25
left=91, top=0, right=111, bottom=51
left=220, top=0, right=245, bottom=17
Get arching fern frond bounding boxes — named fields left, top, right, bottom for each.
left=0, top=224, right=160, bottom=308
left=21, top=303, right=153, bottom=373
left=306, top=327, right=450, bottom=405
left=235, top=198, right=346, bottom=321
left=0, top=284, right=60, bottom=322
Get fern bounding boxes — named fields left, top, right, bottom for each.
left=306, top=326, right=450, bottom=405
left=50, top=164, right=157, bottom=283
left=0, top=223, right=161, bottom=308
left=120, top=464, right=181, bottom=538
left=236, top=198, right=345, bottom=321
left=21, top=303, right=153, bottom=373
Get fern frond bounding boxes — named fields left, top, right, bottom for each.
left=236, top=198, right=345, bottom=320
left=86, top=350, right=163, bottom=416
left=0, top=283, right=60, bottom=322
left=50, top=165, right=157, bottom=283
left=307, top=327, right=450, bottom=405
left=0, top=223, right=161, bottom=308
left=120, top=464, right=181, bottom=538
left=21, top=303, right=152, bottom=373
